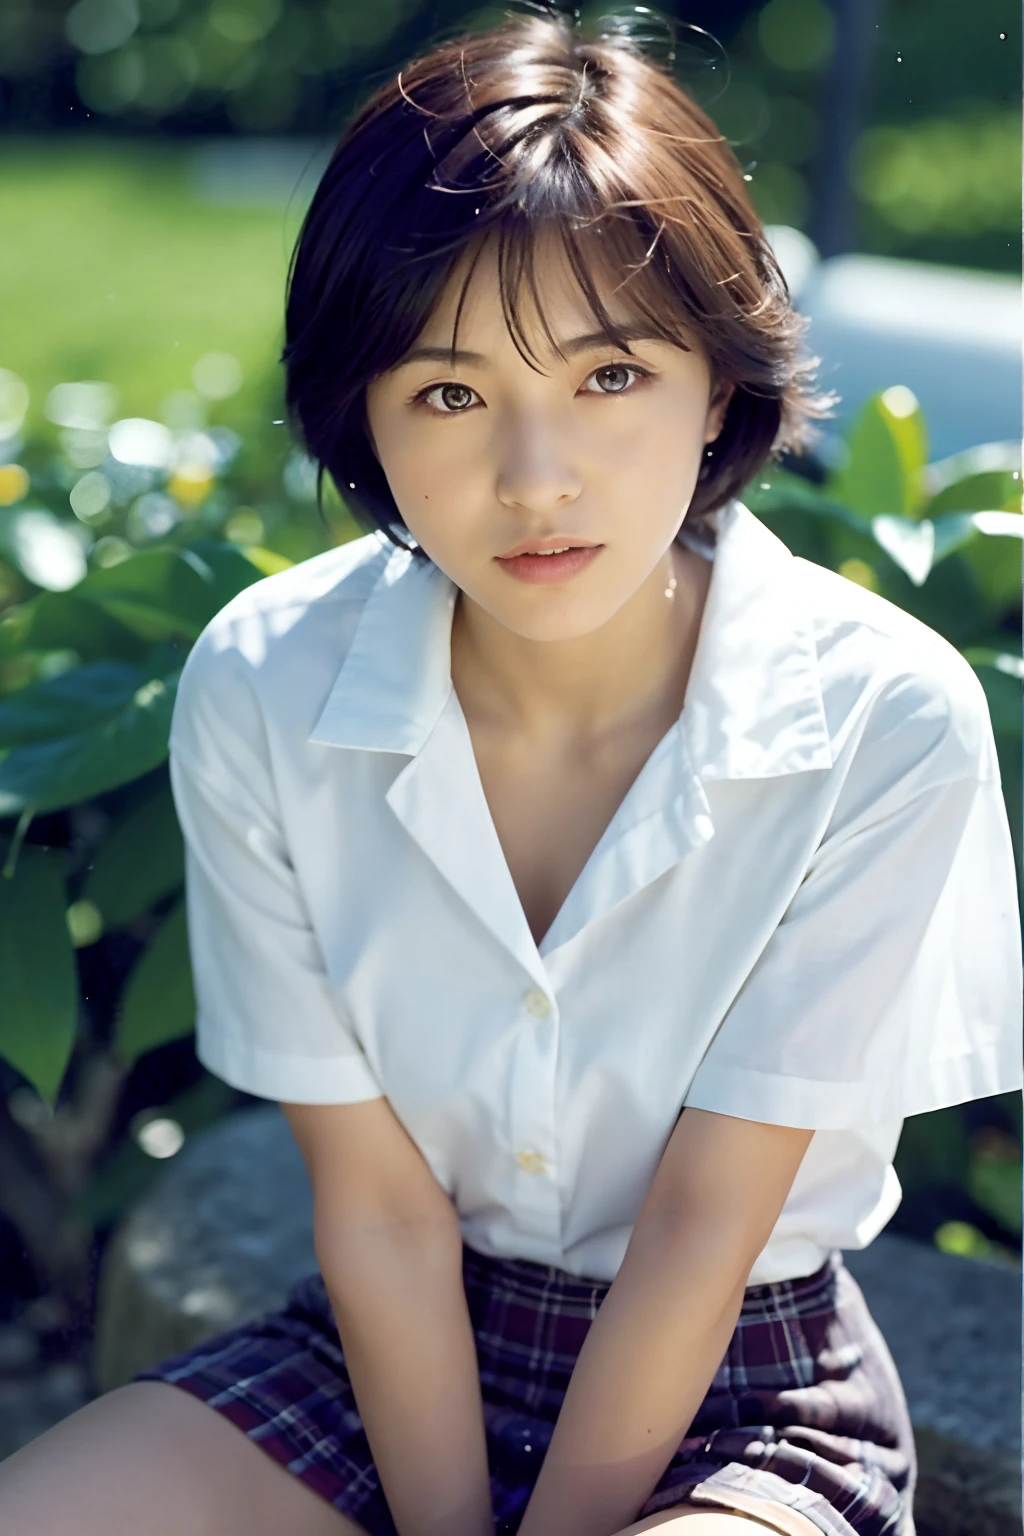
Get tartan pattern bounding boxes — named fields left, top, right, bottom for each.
left=136, top=1244, right=916, bottom=1536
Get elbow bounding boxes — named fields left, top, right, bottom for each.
left=313, top=1200, right=465, bottom=1305
left=629, top=1203, right=767, bottom=1289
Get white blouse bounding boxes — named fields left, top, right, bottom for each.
left=168, top=499, right=1022, bottom=1286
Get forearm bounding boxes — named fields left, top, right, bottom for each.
left=516, top=1216, right=751, bottom=1536
left=319, top=1211, right=493, bottom=1536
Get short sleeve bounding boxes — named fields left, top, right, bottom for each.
left=168, top=637, right=384, bottom=1106
left=684, top=733, right=1022, bottom=1132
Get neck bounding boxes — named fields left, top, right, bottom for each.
left=450, top=541, right=711, bottom=744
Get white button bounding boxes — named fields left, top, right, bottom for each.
left=515, top=1150, right=548, bottom=1175
left=524, top=988, right=551, bottom=1019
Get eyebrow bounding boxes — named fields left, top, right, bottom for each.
left=393, top=323, right=670, bottom=370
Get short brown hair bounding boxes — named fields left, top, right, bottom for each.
left=282, top=11, right=836, bottom=553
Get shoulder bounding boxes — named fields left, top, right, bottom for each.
left=792, top=554, right=998, bottom=790
left=170, top=532, right=390, bottom=768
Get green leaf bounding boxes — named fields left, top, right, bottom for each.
left=0, top=843, right=77, bottom=1106
left=0, top=591, right=148, bottom=664
left=872, top=547, right=986, bottom=648
left=115, top=898, right=195, bottom=1067
left=870, top=515, right=936, bottom=585
left=948, top=513, right=1023, bottom=621
left=865, top=510, right=1022, bottom=590
left=970, top=1153, right=1022, bottom=1235
left=0, top=662, right=147, bottom=747
left=0, top=669, right=179, bottom=816
left=71, top=541, right=268, bottom=643
left=966, top=654, right=1023, bottom=739
left=243, top=545, right=294, bottom=577
left=186, top=537, right=279, bottom=603
left=73, top=548, right=222, bottom=641
left=928, top=468, right=1022, bottom=517
left=827, top=388, right=929, bottom=520
left=84, top=786, right=184, bottom=929
left=924, top=441, right=1020, bottom=516
left=895, top=1105, right=971, bottom=1194
left=744, top=472, right=871, bottom=532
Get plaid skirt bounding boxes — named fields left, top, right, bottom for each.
left=135, top=1242, right=916, bottom=1536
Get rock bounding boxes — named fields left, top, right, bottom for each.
left=0, top=1324, right=39, bottom=1376
left=94, top=1107, right=1021, bottom=1535
left=0, top=1365, right=90, bottom=1462
left=93, top=1106, right=316, bottom=1395
left=844, top=1236, right=1021, bottom=1536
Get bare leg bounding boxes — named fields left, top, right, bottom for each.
left=612, top=1504, right=825, bottom=1535
left=0, top=1381, right=367, bottom=1536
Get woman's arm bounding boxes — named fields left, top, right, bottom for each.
left=282, top=1098, right=493, bottom=1536
left=516, top=1107, right=815, bottom=1536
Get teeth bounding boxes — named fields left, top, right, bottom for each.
left=532, top=547, right=572, bottom=555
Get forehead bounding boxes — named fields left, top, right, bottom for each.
left=419, top=225, right=685, bottom=357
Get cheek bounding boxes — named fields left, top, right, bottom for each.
left=383, top=439, right=485, bottom=558
left=591, top=408, right=704, bottom=511
left=396, top=434, right=468, bottom=504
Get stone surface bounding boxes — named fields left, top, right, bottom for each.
left=0, top=1365, right=90, bottom=1462
left=92, top=1107, right=1021, bottom=1534
left=843, top=1236, right=1021, bottom=1536
left=93, top=1106, right=316, bottom=1394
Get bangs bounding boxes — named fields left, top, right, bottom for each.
left=282, top=12, right=836, bottom=553
left=440, top=213, right=701, bottom=381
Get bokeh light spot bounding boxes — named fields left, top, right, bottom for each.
left=209, top=0, right=281, bottom=44
left=65, top=0, right=139, bottom=56
left=881, top=385, right=920, bottom=420
left=8, top=511, right=89, bottom=590
left=168, top=467, right=214, bottom=506
left=67, top=899, right=104, bottom=948
left=90, top=536, right=133, bottom=568
left=126, top=491, right=179, bottom=540
left=192, top=351, right=243, bottom=400
left=837, top=558, right=878, bottom=591
left=45, top=381, right=119, bottom=432
left=109, top=417, right=173, bottom=468
left=0, top=464, right=30, bottom=506
left=133, top=1114, right=185, bottom=1159
left=224, top=507, right=264, bottom=545
left=757, top=0, right=835, bottom=73
left=283, top=449, right=319, bottom=502
left=69, top=470, right=113, bottom=524
left=0, top=371, right=31, bottom=441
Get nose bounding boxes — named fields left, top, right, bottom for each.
left=494, top=406, right=583, bottom=515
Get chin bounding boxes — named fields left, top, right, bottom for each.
left=488, top=597, right=623, bottom=644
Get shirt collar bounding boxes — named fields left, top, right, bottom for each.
left=308, top=501, right=834, bottom=780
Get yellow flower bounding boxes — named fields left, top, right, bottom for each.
left=0, top=464, right=30, bottom=506
left=837, top=558, right=878, bottom=591
left=168, top=466, right=214, bottom=507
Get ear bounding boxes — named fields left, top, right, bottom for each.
left=704, top=379, right=736, bottom=444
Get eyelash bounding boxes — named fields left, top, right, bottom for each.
left=410, top=363, right=653, bottom=416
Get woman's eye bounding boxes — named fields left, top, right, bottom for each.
left=419, top=382, right=479, bottom=413
left=585, top=364, right=649, bottom=395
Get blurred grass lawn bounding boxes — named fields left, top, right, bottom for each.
left=2, top=137, right=300, bottom=430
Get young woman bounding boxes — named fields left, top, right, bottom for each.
left=1, top=12, right=1019, bottom=1536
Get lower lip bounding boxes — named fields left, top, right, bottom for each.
left=495, top=546, right=602, bottom=584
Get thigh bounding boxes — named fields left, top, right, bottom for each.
left=616, top=1508, right=822, bottom=1535
left=0, top=1381, right=366, bottom=1536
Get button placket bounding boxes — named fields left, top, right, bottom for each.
left=508, top=986, right=559, bottom=1227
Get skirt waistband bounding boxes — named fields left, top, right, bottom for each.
left=460, top=1242, right=842, bottom=1312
